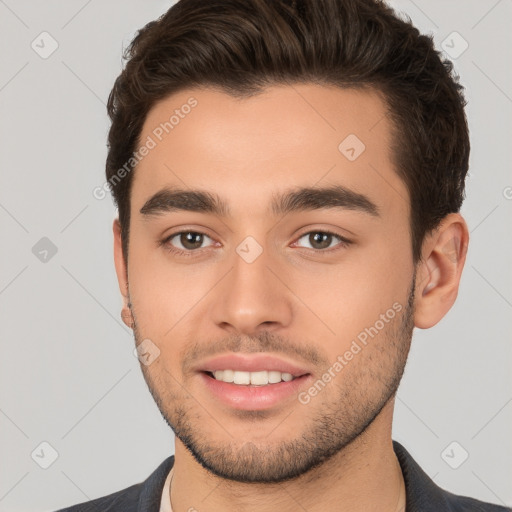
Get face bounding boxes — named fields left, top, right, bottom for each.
left=117, top=84, right=417, bottom=483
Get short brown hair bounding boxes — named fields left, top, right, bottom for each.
left=106, top=0, right=470, bottom=264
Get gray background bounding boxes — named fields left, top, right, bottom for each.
left=0, top=0, right=511, bottom=510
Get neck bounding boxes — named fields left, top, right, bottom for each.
left=169, top=404, right=405, bottom=512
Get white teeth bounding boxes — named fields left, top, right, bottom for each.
left=268, top=371, right=282, bottom=383
left=233, top=371, right=251, bottom=385
left=250, top=371, right=268, bottom=385
left=210, top=369, right=296, bottom=385
left=222, top=369, right=234, bottom=382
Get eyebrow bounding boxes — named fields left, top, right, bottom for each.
left=139, top=185, right=380, bottom=219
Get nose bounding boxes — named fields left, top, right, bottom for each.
left=210, top=242, right=294, bottom=336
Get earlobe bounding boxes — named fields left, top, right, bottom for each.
left=413, top=214, right=469, bottom=329
left=120, top=302, right=134, bottom=329
left=113, top=218, right=134, bottom=329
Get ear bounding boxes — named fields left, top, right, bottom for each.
left=413, top=213, right=469, bottom=329
left=113, top=217, right=134, bottom=329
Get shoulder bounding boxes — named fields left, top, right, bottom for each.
left=54, top=483, right=142, bottom=512
left=53, top=455, right=175, bottom=512
left=392, top=441, right=511, bottom=512
left=439, top=485, right=511, bottom=512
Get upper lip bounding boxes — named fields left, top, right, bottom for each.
left=196, top=353, right=312, bottom=378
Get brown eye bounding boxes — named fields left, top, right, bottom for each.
left=309, top=232, right=334, bottom=250
left=294, top=230, right=351, bottom=252
left=177, top=232, right=205, bottom=250
left=162, top=231, right=215, bottom=255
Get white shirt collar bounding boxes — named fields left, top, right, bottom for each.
left=159, top=466, right=174, bottom=512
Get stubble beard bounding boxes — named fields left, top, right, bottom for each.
left=131, top=276, right=416, bottom=483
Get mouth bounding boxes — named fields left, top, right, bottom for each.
left=195, top=353, right=314, bottom=410
left=202, top=369, right=306, bottom=386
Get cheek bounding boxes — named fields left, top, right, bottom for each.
left=292, top=242, right=412, bottom=356
left=127, top=248, right=217, bottom=337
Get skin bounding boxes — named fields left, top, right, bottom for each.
left=113, top=84, right=469, bottom=512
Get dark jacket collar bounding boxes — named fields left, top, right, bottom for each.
left=137, top=453, right=174, bottom=511
left=135, top=441, right=509, bottom=511
left=393, top=440, right=450, bottom=511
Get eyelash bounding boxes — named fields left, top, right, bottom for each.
left=159, top=229, right=352, bottom=258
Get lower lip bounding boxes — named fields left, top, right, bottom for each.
left=199, top=372, right=312, bottom=410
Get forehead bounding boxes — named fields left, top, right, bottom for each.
left=130, top=83, right=408, bottom=220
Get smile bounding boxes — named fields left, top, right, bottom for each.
left=207, top=369, right=297, bottom=385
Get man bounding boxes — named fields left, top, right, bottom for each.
left=57, top=0, right=510, bottom=510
